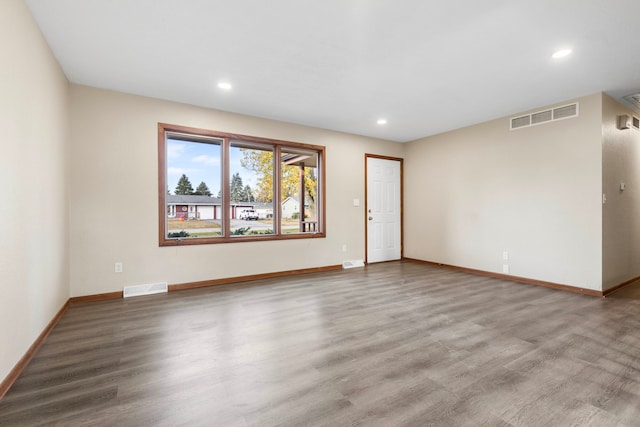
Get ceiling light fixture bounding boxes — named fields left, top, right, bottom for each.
left=552, top=48, right=572, bottom=59
left=377, top=119, right=387, bottom=125
left=217, top=82, right=232, bottom=90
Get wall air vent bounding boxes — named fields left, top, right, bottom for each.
left=633, top=116, right=639, bottom=130
left=553, top=104, right=578, bottom=119
left=511, top=115, right=531, bottom=129
left=510, top=102, right=579, bottom=131
left=531, top=110, right=552, bottom=124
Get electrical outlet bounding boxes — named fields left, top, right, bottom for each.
left=342, top=244, right=347, bottom=252
left=502, top=264, right=509, bottom=274
left=115, top=262, right=123, bottom=273
left=502, top=251, right=509, bottom=261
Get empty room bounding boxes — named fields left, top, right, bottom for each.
left=2, top=0, right=640, bottom=425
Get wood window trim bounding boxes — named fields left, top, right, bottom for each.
left=158, top=123, right=326, bottom=246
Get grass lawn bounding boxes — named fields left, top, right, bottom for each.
left=186, top=231, right=222, bottom=237
left=168, top=218, right=307, bottom=235
left=168, top=219, right=221, bottom=230
left=282, top=228, right=300, bottom=234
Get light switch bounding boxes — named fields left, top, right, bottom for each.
left=353, top=198, right=360, bottom=207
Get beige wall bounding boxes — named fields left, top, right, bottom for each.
left=602, top=95, right=640, bottom=290
left=0, top=0, right=70, bottom=382
left=404, top=93, right=603, bottom=290
left=69, top=85, right=403, bottom=296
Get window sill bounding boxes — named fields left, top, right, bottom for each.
left=159, top=232, right=326, bottom=246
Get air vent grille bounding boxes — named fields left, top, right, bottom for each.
left=633, top=116, right=640, bottom=130
left=342, top=260, right=365, bottom=269
left=124, top=282, right=168, bottom=298
left=531, top=110, right=552, bottom=124
left=510, top=102, right=579, bottom=131
left=553, top=104, right=578, bottom=119
left=624, top=94, right=640, bottom=111
left=511, top=115, right=531, bottom=129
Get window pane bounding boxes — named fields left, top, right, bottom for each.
left=230, top=141, right=274, bottom=237
left=280, top=148, right=319, bottom=234
left=166, top=136, right=222, bottom=239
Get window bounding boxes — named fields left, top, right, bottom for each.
left=158, top=123, right=325, bottom=246
left=280, top=147, right=319, bottom=233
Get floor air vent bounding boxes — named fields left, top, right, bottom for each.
left=510, top=102, right=579, bottom=131
left=124, top=282, right=168, bottom=298
left=343, top=260, right=365, bottom=269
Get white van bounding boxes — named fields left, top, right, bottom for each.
left=239, top=209, right=258, bottom=220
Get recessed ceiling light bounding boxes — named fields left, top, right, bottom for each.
left=217, top=82, right=232, bottom=90
left=552, top=48, right=572, bottom=59
left=377, top=119, right=387, bottom=125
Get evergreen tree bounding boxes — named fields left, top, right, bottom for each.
left=244, top=185, right=254, bottom=202
left=194, top=181, right=212, bottom=196
left=175, top=174, right=194, bottom=195
left=229, top=173, right=244, bottom=202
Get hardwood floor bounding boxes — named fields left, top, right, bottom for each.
left=2, top=261, right=640, bottom=426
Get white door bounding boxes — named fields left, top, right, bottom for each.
left=366, top=156, right=402, bottom=263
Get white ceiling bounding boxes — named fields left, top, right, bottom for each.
left=25, top=0, right=640, bottom=142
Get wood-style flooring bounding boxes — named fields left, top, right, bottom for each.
left=1, top=261, right=640, bottom=426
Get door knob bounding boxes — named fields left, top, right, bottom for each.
left=368, top=216, right=373, bottom=220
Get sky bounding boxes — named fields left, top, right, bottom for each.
left=166, top=138, right=260, bottom=195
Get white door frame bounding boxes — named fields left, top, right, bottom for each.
left=365, top=154, right=403, bottom=264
